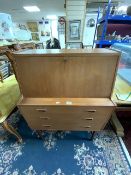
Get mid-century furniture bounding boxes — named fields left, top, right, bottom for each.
left=11, top=49, right=120, bottom=139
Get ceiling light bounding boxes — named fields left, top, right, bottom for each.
left=23, top=6, right=40, bottom=12
left=46, top=15, right=58, bottom=20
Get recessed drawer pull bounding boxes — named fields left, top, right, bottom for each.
left=84, top=110, right=96, bottom=113
left=42, top=125, right=51, bottom=127
left=82, top=126, right=91, bottom=128
left=84, top=118, right=93, bottom=120
left=36, top=108, right=47, bottom=112
left=40, top=117, right=50, bottom=120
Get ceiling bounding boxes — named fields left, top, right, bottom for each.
left=87, top=0, right=120, bottom=2
left=0, top=0, right=130, bottom=22
left=0, top=0, right=65, bottom=22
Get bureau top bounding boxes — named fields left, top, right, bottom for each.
left=19, top=97, right=115, bottom=107
left=13, top=48, right=120, bottom=57
left=12, top=48, right=120, bottom=98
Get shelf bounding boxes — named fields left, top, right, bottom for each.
left=19, top=97, right=115, bottom=107
left=95, top=40, right=130, bottom=45
left=93, top=0, right=131, bottom=48
left=98, top=15, right=131, bottom=24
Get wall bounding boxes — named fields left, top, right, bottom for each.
left=0, top=13, right=14, bottom=40
left=13, top=22, right=32, bottom=41
left=40, top=19, right=58, bottom=42
left=66, top=0, right=87, bottom=43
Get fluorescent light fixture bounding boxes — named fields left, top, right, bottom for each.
left=46, top=15, right=57, bottom=20
left=118, top=5, right=128, bottom=12
left=23, top=6, right=40, bottom=12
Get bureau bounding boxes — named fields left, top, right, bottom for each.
left=11, top=49, right=120, bottom=133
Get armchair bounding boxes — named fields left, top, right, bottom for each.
left=0, top=73, right=22, bottom=143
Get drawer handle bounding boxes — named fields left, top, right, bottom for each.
left=82, top=126, right=91, bottom=128
left=84, top=118, right=93, bottom=120
left=42, top=125, right=51, bottom=127
left=36, top=108, right=47, bottom=112
left=84, top=110, right=96, bottom=113
left=40, top=117, right=50, bottom=120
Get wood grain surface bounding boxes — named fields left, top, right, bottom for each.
left=12, top=49, right=119, bottom=98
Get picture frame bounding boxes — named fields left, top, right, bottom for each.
left=69, top=20, right=81, bottom=40
left=27, top=22, right=38, bottom=32
left=18, top=24, right=27, bottom=30
left=31, top=32, right=40, bottom=41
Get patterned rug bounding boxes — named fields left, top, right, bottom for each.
left=0, top=110, right=131, bottom=175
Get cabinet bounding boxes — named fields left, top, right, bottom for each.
left=12, top=49, right=120, bottom=132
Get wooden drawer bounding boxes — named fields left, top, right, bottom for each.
left=19, top=105, right=100, bottom=114
left=19, top=105, right=114, bottom=131
left=26, top=113, right=111, bottom=131
left=19, top=105, right=113, bottom=117
left=28, top=120, right=107, bottom=131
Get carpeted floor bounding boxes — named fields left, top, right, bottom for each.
left=0, top=110, right=131, bottom=175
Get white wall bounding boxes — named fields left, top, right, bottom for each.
left=13, top=22, right=32, bottom=41
left=66, top=0, right=87, bottom=42
left=38, top=19, right=58, bottom=43
left=0, top=13, right=15, bottom=40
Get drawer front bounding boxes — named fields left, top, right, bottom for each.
left=28, top=122, right=101, bottom=131
left=19, top=105, right=101, bottom=114
left=27, top=114, right=111, bottom=131
left=19, top=105, right=113, bottom=117
left=19, top=105, right=114, bottom=131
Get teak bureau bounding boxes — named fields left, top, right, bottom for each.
left=11, top=49, right=120, bottom=133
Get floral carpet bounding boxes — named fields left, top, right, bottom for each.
left=0, top=110, right=131, bottom=175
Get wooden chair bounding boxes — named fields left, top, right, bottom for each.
left=6, top=51, right=18, bottom=77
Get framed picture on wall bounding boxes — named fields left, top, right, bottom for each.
left=27, top=22, right=38, bottom=32
left=69, top=20, right=81, bottom=40
left=31, top=32, right=40, bottom=41
left=18, top=24, right=27, bottom=30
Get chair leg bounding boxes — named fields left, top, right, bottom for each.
left=2, top=120, right=22, bottom=143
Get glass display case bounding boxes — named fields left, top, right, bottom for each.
left=111, top=43, right=131, bottom=103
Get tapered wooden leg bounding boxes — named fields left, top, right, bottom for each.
left=2, top=120, right=22, bottom=143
